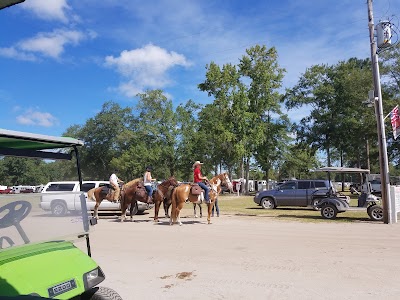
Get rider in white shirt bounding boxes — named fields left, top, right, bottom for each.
left=109, top=172, right=123, bottom=202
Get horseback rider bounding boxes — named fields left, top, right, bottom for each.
left=109, top=171, right=123, bottom=202
left=193, top=161, right=210, bottom=203
left=144, top=166, right=156, bottom=204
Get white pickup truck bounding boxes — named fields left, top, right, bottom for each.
left=40, top=181, right=152, bottom=216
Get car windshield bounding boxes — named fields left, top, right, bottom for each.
left=0, top=129, right=90, bottom=251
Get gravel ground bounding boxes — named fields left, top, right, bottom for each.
left=77, top=210, right=400, bottom=300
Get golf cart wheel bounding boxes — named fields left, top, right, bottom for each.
left=367, top=205, right=383, bottom=221
left=320, top=204, right=338, bottom=220
left=261, top=198, right=276, bottom=209
left=312, top=198, right=322, bottom=211
left=88, top=286, right=122, bottom=300
left=51, top=201, right=68, bottom=216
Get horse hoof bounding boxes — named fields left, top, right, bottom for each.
left=194, top=215, right=198, bottom=218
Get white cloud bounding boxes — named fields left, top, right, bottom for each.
left=21, top=0, right=71, bottom=23
left=0, top=47, right=37, bottom=61
left=105, top=44, right=192, bottom=97
left=18, top=29, right=85, bottom=59
left=0, top=29, right=94, bottom=61
left=16, top=109, right=58, bottom=127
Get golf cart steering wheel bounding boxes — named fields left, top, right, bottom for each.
left=0, top=201, right=32, bottom=229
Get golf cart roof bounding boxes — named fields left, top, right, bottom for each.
left=314, top=167, right=370, bottom=174
left=0, top=128, right=83, bottom=160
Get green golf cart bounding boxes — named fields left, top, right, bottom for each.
left=0, top=129, right=122, bottom=299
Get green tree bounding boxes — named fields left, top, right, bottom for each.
left=285, top=58, right=378, bottom=169
left=64, top=101, right=134, bottom=180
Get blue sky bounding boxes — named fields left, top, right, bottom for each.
left=0, top=0, right=399, bottom=137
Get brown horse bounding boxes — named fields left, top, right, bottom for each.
left=170, top=173, right=232, bottom=225
left=87, top=178, right=143, bottom=219
left=153, top=176, right=179, bottom=223
left=193, top=172, right=233, bottom=218
left=119, top=181, right=149, bottom=222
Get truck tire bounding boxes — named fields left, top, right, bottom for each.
left=367, top=205, right=383, bottom=221
left=51, top=201, right=68, bottom=216
left=320, top=204, right=338, bottom=220
left=88, top=286, right=122, bottom=300
left=261, top=197, right=276, bottom=209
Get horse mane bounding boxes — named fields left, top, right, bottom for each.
left=124, top=178, right=142, bottom=188
left=210, top=173, right=227, bottom=184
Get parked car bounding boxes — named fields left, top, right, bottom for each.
left=253, top=179, right=334, bottom=210
left=0, top=187, right=12, bottom=194
left=40, top=181, right=153, bottom=216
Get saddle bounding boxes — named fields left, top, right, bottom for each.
left=190, top=183, right=202, bottom=195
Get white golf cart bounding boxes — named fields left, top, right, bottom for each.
left=315, top=167, right=383, bottom=221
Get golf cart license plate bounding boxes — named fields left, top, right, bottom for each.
left=48, top=279, right=76, bottom=297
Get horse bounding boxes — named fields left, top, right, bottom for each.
left=119, top=180, right=149, bottom=222
left=170, top=173, right=233, bottom=225
left=193, top=172, right=233, bottom=218
left=152, top=176, right=179, bottom=223
left=87, top=178, right=144, bottom=219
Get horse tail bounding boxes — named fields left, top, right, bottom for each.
left=87, top=188, right=96, bottom=202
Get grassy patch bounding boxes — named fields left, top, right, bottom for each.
left=216, top=194, right=374, bottom=223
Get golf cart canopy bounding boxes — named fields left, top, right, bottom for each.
left=0, top=0, right=25, bottom=10
left=314, top=167, right=370, bottom=174
left=0, top=129, right=84, bottom=160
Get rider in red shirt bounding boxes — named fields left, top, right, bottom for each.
left=193, top=161, right=210, bottom=203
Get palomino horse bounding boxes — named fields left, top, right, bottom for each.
left=193, top=172, right=233, bottom=218
left=153, top=176, right=179, bottom=223
left=170, top=173, right=233, bottom=225
left=87, top=178, right=144, bottom=219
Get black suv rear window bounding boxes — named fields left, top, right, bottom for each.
left=298, top=181, right=312, bottom=189
left=81, top=183, right=96, bottom=192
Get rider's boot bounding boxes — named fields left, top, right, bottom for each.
left=147, top=195, right=154, bottom=204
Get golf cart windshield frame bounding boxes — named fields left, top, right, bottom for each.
left=0, top=129, right=93, bottom=255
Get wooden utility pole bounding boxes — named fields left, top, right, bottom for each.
left=367, top=0, right=392, bottom=223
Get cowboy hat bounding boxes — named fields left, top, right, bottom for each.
left=192, top=161, right=204, bottom=168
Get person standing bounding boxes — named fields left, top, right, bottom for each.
left=212, top=198, right=220, bottom=217
left=109, top=171, right=123, bottom=202
left=193, top=161, right=210, bottom=203
left=144, top=166, right=156, bottom=204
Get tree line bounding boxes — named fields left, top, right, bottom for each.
left=1, top=44, right=400, bottom=190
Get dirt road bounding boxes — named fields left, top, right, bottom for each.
left=79, top=211, right=400, bottom=300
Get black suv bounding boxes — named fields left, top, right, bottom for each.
left=253, top=179, right=331, bottom=209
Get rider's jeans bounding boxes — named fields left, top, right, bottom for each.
left=145, top=185, right=153, bottom=197
left=197, top=182, right=210, bottom=202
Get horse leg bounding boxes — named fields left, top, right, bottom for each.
left=93, top=199, right=102, bottom=219
left=154, top=197, right=161, bottom=223
left=130, top=200, right=137, bottom=221
left=164, top=201, right=171, bottom=218
left=193, top=203, right=198, bottom=218
left=120, top=198, right=127, bottom=222
left=176, top=201, right=184, bottom=226
left=199, top=204, right=203, bottom=218
left=207, top=202, right=213, bottom=224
